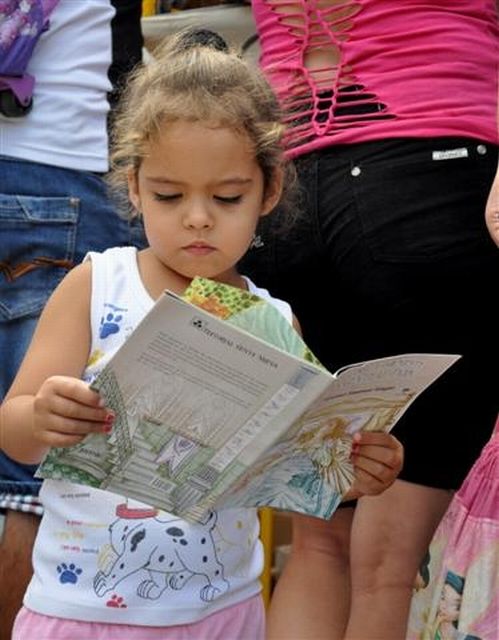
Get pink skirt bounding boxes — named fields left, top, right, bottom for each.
left=12, top=594, right=264, bottom=640
left=407, top=416, right=499, bottom=639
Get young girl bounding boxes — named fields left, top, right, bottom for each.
left=0, top=29, right=403, bottom=639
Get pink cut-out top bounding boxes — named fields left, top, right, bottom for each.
left=252, top=0, right=498, bottom=158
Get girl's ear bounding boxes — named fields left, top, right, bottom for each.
left=127, top=168, right=141, bottom=213
left=261, top=167, right=284, bottom=217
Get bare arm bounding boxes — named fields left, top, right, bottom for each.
left=485, top=30, right=499, bottom=246
left=485, top=167, right=499, bottom=246
left=0, top=262, right=109, bottom=464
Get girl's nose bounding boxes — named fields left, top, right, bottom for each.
left=183, top=202, right=213, bottom=229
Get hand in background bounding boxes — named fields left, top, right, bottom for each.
left=345, top=431, right=404, bottom=500
left=32, top=376, right=113, bottom=449
left=485, top=167, right=499, bottom=247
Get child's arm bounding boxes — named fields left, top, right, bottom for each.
left=0, top=262, right=110, bottom=465
left=343, top=431, right=404, bottom=501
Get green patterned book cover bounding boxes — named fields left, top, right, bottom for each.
left=182, top=277, right=322, bottom=366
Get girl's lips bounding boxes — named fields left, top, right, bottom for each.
left=183, top=243, right=215, bottom=256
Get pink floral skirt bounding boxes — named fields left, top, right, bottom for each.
left=407, top=416, right=499, bottom=639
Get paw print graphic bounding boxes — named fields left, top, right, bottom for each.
left=99, top=312, right=123, bottom=339
left=57, top=563, right=83, bottom=584
left=107, top=594, right=127, bottom=608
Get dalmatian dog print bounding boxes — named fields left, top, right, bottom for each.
left=94, top=510, right=229, bottom=602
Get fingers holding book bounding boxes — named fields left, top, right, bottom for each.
left=346, top=431, right=404, bottom=499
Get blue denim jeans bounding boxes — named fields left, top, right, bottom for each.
left=0, top=156, right=146, bottom=496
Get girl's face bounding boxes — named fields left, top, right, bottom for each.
left=128, top=120, right=282, bottom=286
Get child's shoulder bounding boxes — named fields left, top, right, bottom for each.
left=84, top=245, right=139, bottom=265
left=57, top=259, right=92, bottom=293
left=84, top=246, right=142, bottom=288
left=243, top=275, right=293, bottom=325
left=35, top=259, right=93, bottom=333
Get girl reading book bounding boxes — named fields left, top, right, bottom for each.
left=0, top=28, right=403, bottom=639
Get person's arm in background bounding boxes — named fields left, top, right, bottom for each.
left=485, top=167, right=499, bottom=246
left=485, top=1, right=499, bottom=245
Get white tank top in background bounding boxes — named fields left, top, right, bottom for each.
left=0, top=0, right=114, bottom=172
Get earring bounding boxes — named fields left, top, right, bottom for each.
left=250, top=234, right=264, bottom=249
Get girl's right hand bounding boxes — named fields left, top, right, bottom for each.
left=33, top=375, right=114, bottom=449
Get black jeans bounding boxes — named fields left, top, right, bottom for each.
left=241, top=137, right=499, bottom=489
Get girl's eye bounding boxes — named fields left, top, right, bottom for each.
left=215, top=195, right=242, bottom=204
left=154, top=193, right=181, bottom=202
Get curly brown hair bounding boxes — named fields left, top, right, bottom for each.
left=108, top=28, right=297, bottom=221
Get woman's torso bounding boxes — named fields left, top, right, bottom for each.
left=252, top=0, right=498, bottom=156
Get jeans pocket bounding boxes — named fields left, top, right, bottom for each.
left=0, top=194, right=79, bottom=320
left=351, top=149, right=495, bottom=263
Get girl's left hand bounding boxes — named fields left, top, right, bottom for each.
left=345, top=431, right=404, bottom=500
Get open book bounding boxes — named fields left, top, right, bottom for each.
left=37, top=277, right=460, bottom=522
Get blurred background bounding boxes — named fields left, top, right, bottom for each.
left=141, top=0, right=259, bottom=62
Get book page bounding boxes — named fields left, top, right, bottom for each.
left=38, top=284, right=333, bottom=521
left=212, top=353, right=460, bottom=518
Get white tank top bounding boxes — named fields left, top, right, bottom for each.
left=0, top=0, right=114, bottom=172
left=25, top=246, right=292, bottom=626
